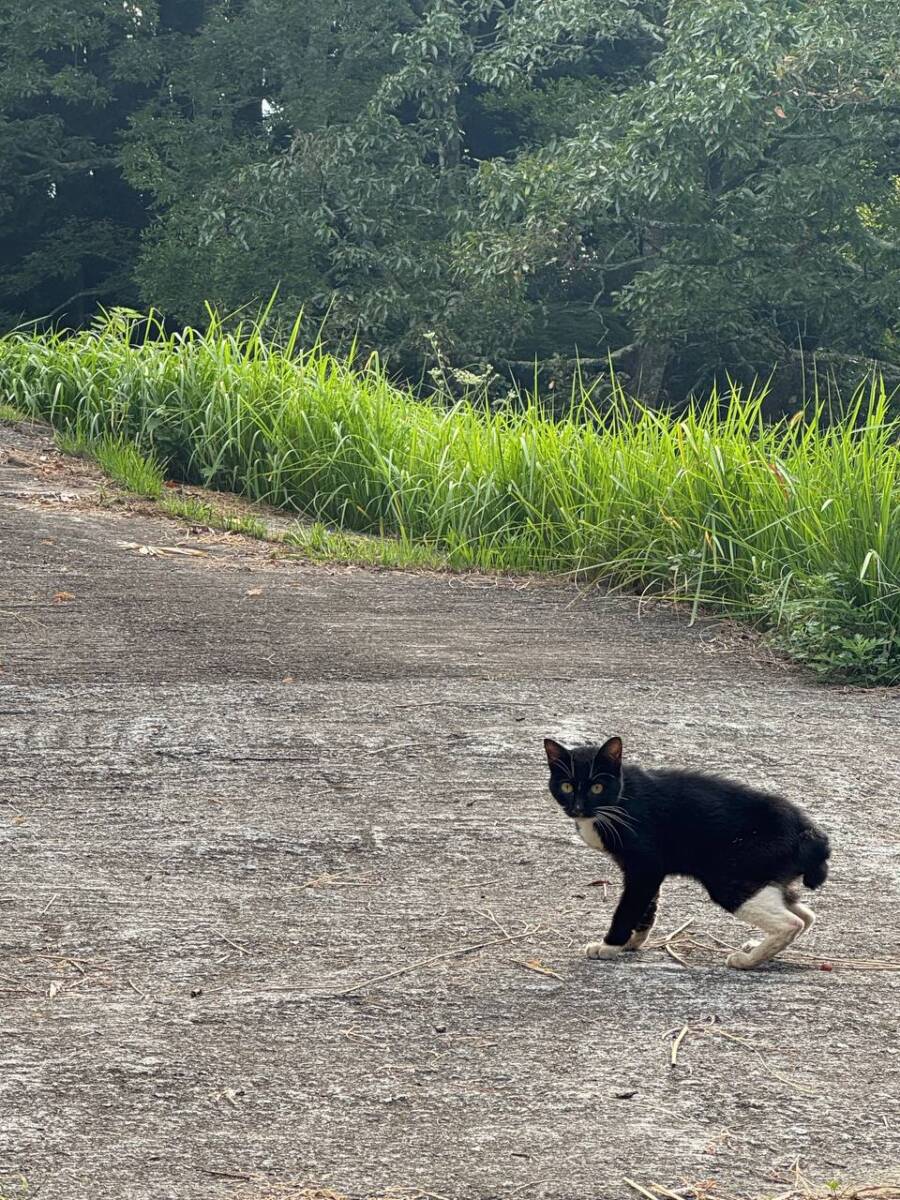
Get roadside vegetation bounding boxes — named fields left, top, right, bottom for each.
left=156, top=493, right=269, bottom=540
left=1, top=310, right=897, bottom=684
left=54, top=429, right=166, bottom=499
left=5, top=1, right=899, bottom=406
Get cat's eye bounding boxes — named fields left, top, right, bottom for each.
left=590, top=782, right=604, bottom=795
left=560, top=782, right=574, bottom=795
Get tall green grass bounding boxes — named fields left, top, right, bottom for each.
left=55, top=428, right=165, bottom=498
left=1, top=309, right=898, bottom=682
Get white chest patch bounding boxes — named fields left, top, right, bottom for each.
left=575, top=818, right=608, bottom=852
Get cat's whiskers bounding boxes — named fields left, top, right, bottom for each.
left=596, top=805, right=636, bottom=836
left=606, top=815, right=637, bottom=836
left=592, top=812, right=624, bottom=850
left=609, top=798, right=638, bottom=824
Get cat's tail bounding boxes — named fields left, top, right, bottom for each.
left=800, top=826, right=831, bottom=890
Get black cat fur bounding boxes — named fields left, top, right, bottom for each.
left=544, top=735, right=830, bottom=969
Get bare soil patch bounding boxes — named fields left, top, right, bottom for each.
left=1, top=420, right=899, bottom=1200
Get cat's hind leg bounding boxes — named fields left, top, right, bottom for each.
left=726, top=885, right=805, bottom=970
left=739, top=884, right=815, bottom=955
left=786, top=900, right=815, bottom=931
left=783, top=883, right=816, bottom=932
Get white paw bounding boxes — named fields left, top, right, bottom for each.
left=726, top=949, right=755, bottom=970
left=624, top=931, right=649, bottom=951
left=740, top=938, right=759, bottom=954
left=585, top=941, right=622, bottom=960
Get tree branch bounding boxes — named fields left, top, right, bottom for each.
left=859, top=227, right=900, bottom=255
left=500, top=347, right=636, bottom=370
left=38, top=287, right=108, bottom=323
left=789, top=348, right=900, bottom=380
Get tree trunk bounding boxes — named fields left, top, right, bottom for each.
left=632, top=223, right=670, bottom=407
left=633, top=338, right=671, bottom=406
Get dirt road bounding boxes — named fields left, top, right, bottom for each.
left=2, top=420, right=898, bottom=1200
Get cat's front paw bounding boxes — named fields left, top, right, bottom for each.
left=624, top=930, right=650, bottom=951
left=726, top=949, right=755, bottom=970
left=585, top=940, right=622, bottom=960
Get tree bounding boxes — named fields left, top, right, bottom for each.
left=129, top=0, right=642, bottom=370
left=0, top=2, right=168, bottom=330
left=119, top=0, right=900, bottom=397
left=462, top=0, right=900, bottom=398
left=126, top=0, right=457, bottom=359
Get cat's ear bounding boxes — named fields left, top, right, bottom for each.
left=544, top=738, right=569, bottom=768
left=600, top=736, right=623, bottom=768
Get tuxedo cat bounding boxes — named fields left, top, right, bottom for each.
left=544, top=735, right=830, bottom=969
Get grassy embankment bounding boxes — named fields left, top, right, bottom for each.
left=1, top=310, right=897, bottom=684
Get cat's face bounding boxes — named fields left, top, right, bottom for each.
left=543, top=736, right=623, bottom=819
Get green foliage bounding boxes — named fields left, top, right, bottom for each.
left=2, top=310, right=898, bottom=683
left=767, top=576, right=900, bottom=685
left=159, top=493, right=269, bottom=539
left=84, top=433, right=166, bottom=498
left=2, top=1, right=899, bottom=397
left=463, top=0, right=900, bottom=393
left=124, top=0, right=465, bottom=358
left=0, top=2, right=164, bottom=329
left=112, top=0, right=900, bottom=396
left=52, top=428, right=93, bottom=458
left=92, top=437, right=164, bottom=497
left=283, top=521, right=452, bottom=570
left=0, top=402, right=29, bottom=422
left=53, top=424, right=164, bottom=496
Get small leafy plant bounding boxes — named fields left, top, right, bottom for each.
left=767, top=575, right=899, bottom=685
